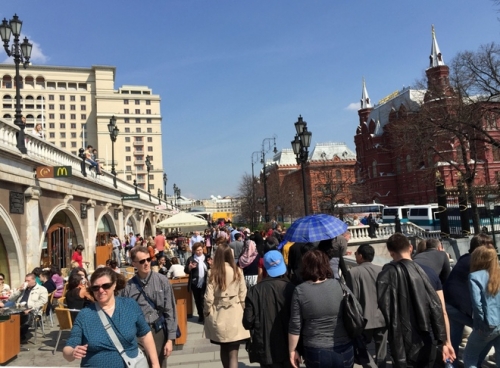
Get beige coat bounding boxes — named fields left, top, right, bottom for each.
left=204, top=263, right=250, bottom=343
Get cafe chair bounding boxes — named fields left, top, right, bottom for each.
left=53, top=308, right=72, bottom=355
left=43, top=293, right=54, bottom=328
left=57, top=296, right=66, bottom=308
left=29, top=306, right=45, bottom=344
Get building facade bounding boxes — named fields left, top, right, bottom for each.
left=0, top=64, right=164, bottom=192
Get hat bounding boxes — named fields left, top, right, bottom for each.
left=263, top=250, right=286, bottom=277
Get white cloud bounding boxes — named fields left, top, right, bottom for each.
left=1, top=34, right=48, bottom=64
left=345, top=102, right=359, bottom=111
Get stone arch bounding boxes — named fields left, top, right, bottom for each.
left=95, top=210, right=118, bottom=238
left=42, top=203, right=86, bottom=252
left=124, top=212, right=139, bottom=235
left=0, top=203, right=24, bottom=286
left=144, top=218, right=153, bottom=237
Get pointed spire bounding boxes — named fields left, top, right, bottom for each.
left=429, top=25, right=445, bottom=68
left=360, top=77, right=372, bottom=109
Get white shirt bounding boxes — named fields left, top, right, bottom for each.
left=167, top=264, right=186, bottom=279
left=189, top=235, right=204, bottom=250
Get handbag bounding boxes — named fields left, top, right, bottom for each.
left=96, top=304, right=149, bottom=368
left=337, top=278, right=367, bottom=339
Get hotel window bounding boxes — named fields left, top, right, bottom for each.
left=147, top=128, right=152, bottom=133
left=49, top=132, right=55, bottom=138
left=146, top=100, right=151, bottom=105
left=126, top=156, right=131, bottom=161
left=71, top=141, right=77, bottom=148
left=80, top=96, right=86, bottom=102
left=126, top=175, right=132, bottom=181
left=70, top=105, right=76, bottom=110
left=70, top=96, right=75, bottom=101
left=60, top=113, right=65, bottom=119
left=125, top=127, right=130, bottom=133
left=60, top=132, right=66, bottom=138
left=81, top=114, right=86, bottom=119
left=149, top=174, right=154, bottom=180
left=136, top=127, right=141, bottom=133
left=148, top=146, right=153, bottom=152
left=125, top=118, right=130, bottom=123
left=124, top=108, right=129, bottom=114
left=135, top=118, right=141, bottom=124
left=146, top=109, right=151, bottom=114
left=146, top=118, right=151, bottom=124
left=135, top=109, right=140, bottom=114
left=49, top=104, right=54, bottom=110
left=49, top=114, right=55, bottom=119
left=60, top=104, right=65, bottom=110
left=61, top=142, right=66, bottom=148
left=48, top=95, right=54, bottom=101
left=59, top=95, right=65, bottom=101
left=81, top=105, right=86, bottom=111
left=70, top=114, right=76, bottom=120
left=147, top=137, right=152, bottom=142
left=124, top=99, right=129, bottom=105
left=71, top=123, right=76, bottom=129
left=125, top=147, right=131, bottom=152
left=125, top=137, right=130, bottom=142
left=49, top=123, right=55, bottom=128
left=71, top=133, right=76, bottom=138
left=126, top=165, right=132, bottom=171
left=135, top=99, right=140, bottom=105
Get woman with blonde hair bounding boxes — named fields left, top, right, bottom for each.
left=32, top=123, right=44, bottom=139
left=463, top=246, right=500, bottom=367
left=204, top=243, right=249, bottom=368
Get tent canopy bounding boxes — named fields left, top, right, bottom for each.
left=156, top=212, right=207, bottom=231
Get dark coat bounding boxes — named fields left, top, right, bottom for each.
left=242, top=276, right=295, bottom=365
left=184, top=255, right=209, bottom=292
left=377, top=259, right=446, bottom=368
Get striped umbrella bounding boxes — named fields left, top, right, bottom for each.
left=283, top=214, right=348, bottom=243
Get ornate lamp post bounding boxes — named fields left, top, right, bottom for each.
left=261, top=137, right=277, bottom=223
left=0, top=14, right=32, bottom=154
left=163, top=173, right=167, bottom=200
left=485, top=193, right=498, bottom=255
left=173, top=184, right=178, bottom=207
left=291, top=115, right=312, bottom=216
left=145, top=155, right=152, bottom=201
left=107, top=115, right=119, bottom=188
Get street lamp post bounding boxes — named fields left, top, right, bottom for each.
left=145, top=155, right=152, bottom=201
left=163, top=173, right=167, bottom=200
left=291, top=115, right=312, bottom=216
left=107, top=115, right=119, bottom=188
left=261, top=137, right=277, bottom=223
left=485, top=194, right=498, bottom=255
left=0, top=14, right=32, bottom=154
left=251, top=151, right=260, bottom=230
left=157, top=188, right=162, bottom=205
left=173, top=184, right=178, bottom=207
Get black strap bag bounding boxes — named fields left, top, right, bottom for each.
left=337, top=278, right=367, bottom=339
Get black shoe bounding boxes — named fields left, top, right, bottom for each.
left=197, top=317, right=204, bottom=323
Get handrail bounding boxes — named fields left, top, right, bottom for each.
left=347, top=222, right=441, bottom=243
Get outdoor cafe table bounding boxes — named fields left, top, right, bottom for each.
left=0, top=307, right=25, bottom=363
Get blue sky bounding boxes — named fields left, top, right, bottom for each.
left=2, top=1, right=500, bottom=199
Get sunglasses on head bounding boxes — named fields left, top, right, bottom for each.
left=90, top=282, right=114, bottom=292
left=136, top=257, right=152, bottom=265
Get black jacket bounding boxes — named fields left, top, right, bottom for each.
left=242, top=276, right=295, bottom=365
left=184, top=255, right=209, bottom=292
left=377, top=259, right=446, bottom=368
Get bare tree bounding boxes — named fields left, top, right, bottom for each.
left=237, top=173, right=258, bottom=227
left=313, top=161, right=355, bottom=215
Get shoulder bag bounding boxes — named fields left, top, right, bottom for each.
left=96, top=304, right=149, bottom=368
left=337, top=277, right=367, bottom=339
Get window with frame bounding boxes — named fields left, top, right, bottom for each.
left=126, top=165, right=132, bottom=171
left=125, top=147, right=131, bottom=152
left=124, top=108, right=129, bottom=114
left=71, top=141, right=77, bottom=148
left=146, top=100, right=151, bottom=105
left=60, top=104, right=65, bottom=110
left=60, top=123, right=66, bottom=129
left=149, top=184, right=155, bottom=190
left=146, top=118, right=151, bottom=124
left=48, top=95, right=54, bottom=100
left=81, top=105, right=86, bottom=111
left=148, top=147, right=153, bottom=152
left=124, top=99, right=129, bottom=105
left=49, top=114, right=55, bottom=119
left=49, top=104, right=54, bottom=110
left=136, top=127, right=141, bottom=133
left=493, top=146, right=500, bottom=161
left=135, top=109, right=140, bottom=114
left=136, top=137, right=143, bottom=141
left=59, top=95, right=65, bottom=101
left=60, top=114, right=66, bottom=119
left=61, top=142, right=66, bottom=148
left=71, top=133, right=76, bottom=138
left=60, top=132, right=66, bottom=138
left=147, top=128, right=152, bottom=133
left=80, top=96, right=86, bottom=102
left=146, top=109, right=151, bottom=114
left=70, top=96, right=75, bottom=101
left=125, top=118, right=130, bottom=123
left=135, top=99, right=140, bottom=105
left=125, top=128, right=130, bottom=133
left=147, top=137, right=153, bottom=142
left=71, top=123, right=76, bottom=129
left=70, top=114, right=76, bottom=120
left=136, top=118, right=141, bottom=124
left=125, top=137, right=131, bottom=142
left=126, top=175, right=132, bottom=181
left=49, top=123, right=55, bottom=129
left=149, top=175, right=154, bottom=180
left=126, top=156, right=131, bottom=161
left=49, top=132, right=55, bottom=138
left=81, top=114, right=87, bottom=119
left=70, top=105, right=76, bottom=110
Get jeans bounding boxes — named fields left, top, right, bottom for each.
left=303, top=343, right=354, bottom=368
left=463, top=327, right=500, bottom=368
left=446, top=303, right=491, bottom=367
left=112, top=247, right=121, bottom=267
left=363, top=327, right=388, bottom=368
left=178, top=250, right=187, bottom=265
left=86, top=159, right=100, bottom=174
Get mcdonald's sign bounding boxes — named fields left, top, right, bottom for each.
left=36, top=166, right=72, bottom=179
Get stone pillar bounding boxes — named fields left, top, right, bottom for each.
left=24, top=186, right=42, bottom=273
left=86, top=199, right=96, bottom=270
left=117, top=205, right=124, bottom=240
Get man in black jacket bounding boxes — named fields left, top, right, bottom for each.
left=243, top=251, right=295, bottom=368
left=377, top=233, right=450, bottom=368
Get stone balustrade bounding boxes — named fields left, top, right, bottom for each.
left=348, top=222, right=441, bottom=243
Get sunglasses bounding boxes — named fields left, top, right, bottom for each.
left=90, top=282, right=114, bottom=292
left=0, top=278, right=3, bottom=281
left=135, top=257, right=152, bottom=265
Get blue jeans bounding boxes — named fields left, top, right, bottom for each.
left=463, top=327, right=500, bottom=368
left=446, top=304, right=492, bottom=367
left=303, top=343, right=354, bottom=368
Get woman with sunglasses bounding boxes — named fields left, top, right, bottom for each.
left=63, top=267, right=160, bottom=368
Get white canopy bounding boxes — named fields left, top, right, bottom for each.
left=156, top=212, right=207, bottom=230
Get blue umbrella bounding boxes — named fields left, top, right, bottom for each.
left=283, top=214, right=348, bottom=243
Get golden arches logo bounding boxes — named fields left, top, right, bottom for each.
left=56, top=167, right=68, bottom=176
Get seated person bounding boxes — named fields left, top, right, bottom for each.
left=8, top=273, right=48, bottom=342
left=40, top=271, right=56, bottom=315
left=0, top=272, right=10, bottom=294
left=109, top=260, right=121, bottom=274
left=65, top=273, right=94, bottom=322
left=157, top=256, right=172, bottom=276
left=84, top=145, right=101, bottom=174
left=167, top=257, right=186, bottom=279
